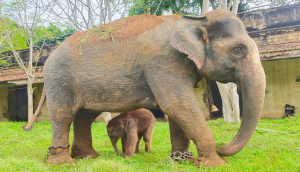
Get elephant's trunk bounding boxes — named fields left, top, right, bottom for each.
left=218, top=56, right=266, bottom=156
left=111, top=138, right=122, bottom=156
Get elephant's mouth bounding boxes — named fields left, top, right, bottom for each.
left=210, top=68, right=236, bottom=83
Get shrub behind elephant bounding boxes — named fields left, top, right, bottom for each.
left=107, top=108, right=155, bottom=158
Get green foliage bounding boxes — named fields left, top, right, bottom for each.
left=34, top=23, right=76, bottom=47
left=0, top=117, right=299, bottom=171
left=129, top=0, right=201, bottom=16
left=0, top=53, right=8, bottom=67
left=0, top=59, right=9, bottom=66
left=129, top=0, right=300, bottom=16
left=0, top=19, right=75, bottom=53
left=0, top=18, right=28, bottom=52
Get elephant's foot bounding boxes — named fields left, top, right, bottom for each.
left=145, top=144, right=152, bottom=152
left=123, top=153, right=134, bottom=158
left=71, top=146, right=100, bottom=159
left=194, top=153, right=227, bottom=167
left=46, top=154, right=75, bottom=165
left=186, top=156, right=196, bottom=163
left=45, top=147, right=74, bottom=165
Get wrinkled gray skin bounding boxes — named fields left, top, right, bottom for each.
left=41, top=9, right=265, bottom=167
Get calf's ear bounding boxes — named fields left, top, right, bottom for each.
left=121, top=119, right=129, bottom=133
left=170, top=15, right=209, bottom=70
left=121, top=118, right=136, bottom=133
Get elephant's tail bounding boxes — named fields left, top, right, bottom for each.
left=22, top=88, right=46, bottom=131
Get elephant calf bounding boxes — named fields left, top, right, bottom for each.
left=107, top=108, right=156, bottom=158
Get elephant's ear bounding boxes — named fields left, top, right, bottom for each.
left=121, top=118, right=135, bottom=133
left=121, top=119, right=129, bottom=133
left=170, top=15, right=209, bottom=70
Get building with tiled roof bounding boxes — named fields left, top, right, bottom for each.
left=0, top=45, right=54, bottom=121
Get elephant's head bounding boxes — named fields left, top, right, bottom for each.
left=107, top=119, right=129, bottom=155
left=171, top=9, right=266, bottom=156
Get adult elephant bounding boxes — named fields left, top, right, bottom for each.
left=25, top=9, right=265, bottom=167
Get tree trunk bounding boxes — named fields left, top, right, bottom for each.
left=217, top=82, right=231, bottom=121
left=216, top=82, right=240, bottom=122
left=99, top=0, right=104, bottom=24
left=121, top=0, right=128, bottom=17
left=231, top=0, right=239, bottom=14
left=27, top=35, right=34, bottom=122
left=229, top=83, right=240, bottom=122
left=87, top=0, right=94, bottom=29
left=106, top=0, right=112, bottom=23
left=27, top=78, right=34, bottom=121
left=219, top=0, right=227, bottom=9
left=73, top=1, right=79, bottom=30
left=202, top=0, right=209, bottom=14
left=102, top=112, right=112, bottom=125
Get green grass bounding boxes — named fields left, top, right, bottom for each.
left=0, top=117, right=299, bottom=172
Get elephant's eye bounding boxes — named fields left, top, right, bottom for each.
left=236, top=46, right=243, bottom=51
left=231, top=45, right=245, bottom=59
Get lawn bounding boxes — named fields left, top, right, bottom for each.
left=0, top=117, right=299, bottom=172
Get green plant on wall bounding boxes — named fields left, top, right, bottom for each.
left=0, top=53, right=9, bottom=67
left=0, top=59, right=9, bottom=66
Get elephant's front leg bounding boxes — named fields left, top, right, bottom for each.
left=124, top=131, right=138, bottom=158
left=169, top=118, right=198, bottom=162
left=160, top=91, right=225, bottom=166
left=168, top=118, right=190, bottom=153
left=121, top=136, right=127, bottom=154
left=145, top=71, right=226, bottom=167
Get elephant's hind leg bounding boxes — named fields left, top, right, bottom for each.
left=135, top=135, right=142, bottom=153
left=143, top=121, right=154, bottom=152
left=46, top=106, right=78, bottom=164
left=71, top=109, right=100, bottom=159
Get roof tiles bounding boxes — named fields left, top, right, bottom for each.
left=0, top=72, right=43, bottom=82
left=258, top=41, right=300, bottom=53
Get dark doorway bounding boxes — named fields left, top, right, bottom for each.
left=14, top=86, right=28, bottom=121
left=210, top=81, right=223, bottom=118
